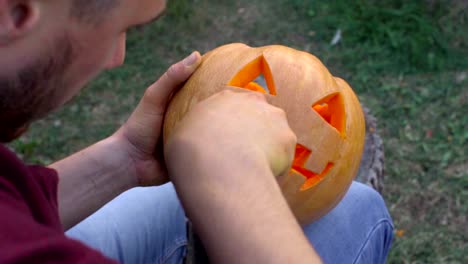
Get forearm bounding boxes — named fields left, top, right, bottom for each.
left=167, top=147, right=322, bottom=263
left=50, top=136, right=138, bottom=230
left=178, top=171, right=321, bottom=263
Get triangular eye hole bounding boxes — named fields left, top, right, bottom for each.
left=228, top=55, right=277, bottom=95
left=312, top=93, right=346, bottom=137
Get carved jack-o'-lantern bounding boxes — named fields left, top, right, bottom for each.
left=163, top=43, right=365, bottom=225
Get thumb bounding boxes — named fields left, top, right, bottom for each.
left=119, top=51, right=202, bottom=153
left=143, top=51, right=202, bottom=115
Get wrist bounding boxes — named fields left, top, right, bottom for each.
left=52, top=136, right=139, bottom=229
left=96, top=135, right=139, bottom=189
left=111, top=130, right=170, bottom=186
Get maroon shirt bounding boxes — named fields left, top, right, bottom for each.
left=0, top=144, right=117, bottom=263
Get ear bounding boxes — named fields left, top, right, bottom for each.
left=0, top=0, right=40, bottom=45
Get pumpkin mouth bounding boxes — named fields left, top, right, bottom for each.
left=292, top=144, right=334, bottom=191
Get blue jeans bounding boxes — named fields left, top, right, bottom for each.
left=66, top=182, right=394, bottom=264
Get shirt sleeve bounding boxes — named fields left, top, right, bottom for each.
left=0, top=191, right=118, bottom=264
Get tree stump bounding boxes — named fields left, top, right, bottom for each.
left=355, top=107, right=385, bottom=194
left=184, top=106, right=385, bottom=264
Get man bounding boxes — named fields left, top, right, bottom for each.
left=0, top=0, right=394, bottom=263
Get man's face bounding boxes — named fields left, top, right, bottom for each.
left=0, top=0, right=167, bottom=142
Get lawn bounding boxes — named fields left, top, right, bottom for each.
left=11, top=0, right=467, bottom=263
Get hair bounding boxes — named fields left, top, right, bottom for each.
left=70, top=0, right=119, bottom=24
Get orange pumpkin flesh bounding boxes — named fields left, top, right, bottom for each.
left=163, top=44, right=365, bottom=225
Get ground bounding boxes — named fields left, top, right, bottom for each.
left=10, top=0, right=467, bottom=263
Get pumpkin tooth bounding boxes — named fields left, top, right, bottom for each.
left=292, top=144, right=333, bottom=190
left=299, top=163, right=334, bottom=191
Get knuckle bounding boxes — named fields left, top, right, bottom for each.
left=287, top=130, right=297, bottom=145
left=220, top=89, right=233, bottom=96
left=166, top=63, right=183, bottom=79
left=246, top=91, right=266, bottom=101
left=274, top=117, right=296, bottom=145
left=216, top=90, right=234, bottom=100
left=142, top=84, right=158, bottom=100
left=272, top=106, right=286, bottom=117
left=283, top=130, right=297, bottom=157
left=280, top=128, right=294, bottom=142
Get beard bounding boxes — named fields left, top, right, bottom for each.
left=0, top=35, right=75, bottom=143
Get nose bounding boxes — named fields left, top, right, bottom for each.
left=105, top=33, right=126, bottom=70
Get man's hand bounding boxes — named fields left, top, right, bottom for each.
left=114, top=51, right=202, bottom=186
left=53, top=52, right=202, bottom=229
left=165, top=89, right=297, bottom=183
left=165, top=91, right=322, bottom=263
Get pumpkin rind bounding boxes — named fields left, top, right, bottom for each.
left=163, top=43, right=365, bottom=225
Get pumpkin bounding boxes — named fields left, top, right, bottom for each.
left=163, top=43, right=365, bottom=225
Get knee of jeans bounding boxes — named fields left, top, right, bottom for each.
left=346, top=182, right=393, bottom=224
left=302, top=182, right=394, bottom=264
left=347, top=183, right=395, bottom=261
left=157, top=240, right=187, bottom=264
left=353, top=218, right=394, bottom=264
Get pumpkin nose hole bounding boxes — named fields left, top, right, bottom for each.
left=291, top=144, right=334, bottom=191
left=228, top=55, right=277, bottom=95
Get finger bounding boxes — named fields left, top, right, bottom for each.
left=284, top=129, right=298, bottom=174
left=266, top=107, right=296, bottom=178
left=269, top=130, right=297, bottom=178
left=119, top=52, right=201, bottom=152
left=142, top=51, right=202, bottom=114
left=223, top=86, right=267, bottom=102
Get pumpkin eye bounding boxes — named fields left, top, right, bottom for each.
left=228, top=55, right=277, bottom=95
left=312, top=93, right=346, bottom=137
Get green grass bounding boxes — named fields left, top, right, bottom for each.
left=10, top=0, right=467, bottom=262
